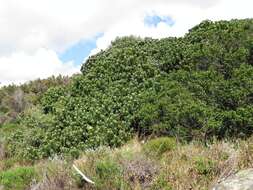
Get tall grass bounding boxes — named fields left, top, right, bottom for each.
left=0, top=137, right=252, bottom=190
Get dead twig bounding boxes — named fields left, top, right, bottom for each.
left=73, top=164, right=95, bottom=185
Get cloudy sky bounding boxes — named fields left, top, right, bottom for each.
left=0, top=0, right=253, bottom=86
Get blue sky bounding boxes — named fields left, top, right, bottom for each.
left=144, top=15, right=175, bottom=27
left=59, top=33, right=103, bottom=65
left=59, top=15, right=174, bottom=66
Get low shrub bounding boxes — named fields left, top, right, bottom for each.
left=73, top=147, right=133, bottom=190
left=0, top=166, right=37, bottom=190
left=95, top=159, right=125, bottom=189
left=143, top=137, right=177, bottom=157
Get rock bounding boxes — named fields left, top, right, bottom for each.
left=213, top=169, right=253, bottom=190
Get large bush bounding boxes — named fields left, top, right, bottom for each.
left=7, top=19, right=253, bottom=159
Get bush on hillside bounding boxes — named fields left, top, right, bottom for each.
left=6, top=19, right=253, bottom=159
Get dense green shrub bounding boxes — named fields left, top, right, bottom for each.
left=4, top=107, right=55, bottom=160
left=183, top=19, right=253, bottom=78
left=6, top=19, right=253, bottom=159
left=136, top=79, right=221, bottom=140
left=41, top=86, right=67, bottom=114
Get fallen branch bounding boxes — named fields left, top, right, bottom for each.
left=73, top=164, right=95, bottom=184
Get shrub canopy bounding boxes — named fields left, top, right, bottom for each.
left=7, top=19, right=253, bottom=159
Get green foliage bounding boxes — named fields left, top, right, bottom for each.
left=143, top=137, right=176, bottom=157
left=183, top=19, right=253, bottom=78
left=95, top=159, right=121, bottom=180
left=95, top=159, right=125, bottom=189
left=41, top=86, right=66, bottom=114
left=0, top=75, right=70, bottom=125
left=5, top=107, right=56, bottom=160
left=0, top=123, right=18, bottom=137
left=6, top=19, right=253, bottom=159
left=7, top=127, right=45, bottom=160
left=21, top=107, right=55, bottom=129
left=0, top=166, right=37, bottom=190
left=136, top=79, right=220, bottom=140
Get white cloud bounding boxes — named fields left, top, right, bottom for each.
left=0, top=0, right=253, bottom=86
left=88, top=0, right=253, bottom=57
left=0, top=0, right=220, bottom=55
left=0, top=48, right=79, bottom=86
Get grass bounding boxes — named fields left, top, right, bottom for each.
left=142, top=137, right=176, bottom=157
left=0, top=166, right=37, bottom=190
left=0, top=137, right=252, bottom=189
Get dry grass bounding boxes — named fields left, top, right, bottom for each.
left=122, top=155, right=159, bottom=189
left=0, top=144, right=5, bottom=161
left=1, top=137, right=253, bottom=190
left=30, top=158, right=76, bottom=190
left=64, top=138, right=253, bottom=190
left=150, top=140, right=239, bottom=190
left=238, top=137, right=253, bottom=169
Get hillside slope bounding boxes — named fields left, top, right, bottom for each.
left=4, top=19, right=253, bottom=160
left=0, top=18, right=253, bottom=190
